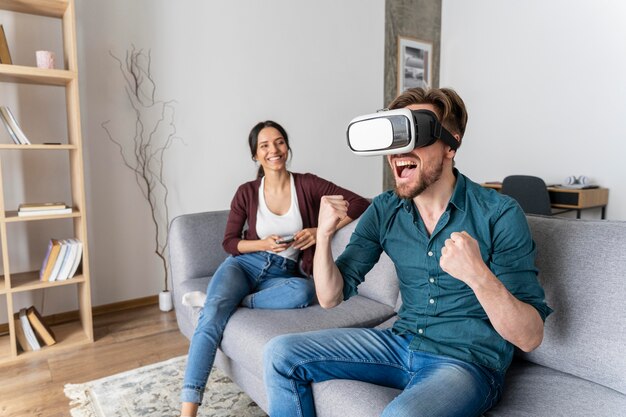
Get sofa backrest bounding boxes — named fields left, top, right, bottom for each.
left=169, top=211, right=400, bottom=309
left=331, top=220, right=400, bottom=309
left=520, top=215, right=626, bottom=395
left=169, top=210, right=230, bottom=286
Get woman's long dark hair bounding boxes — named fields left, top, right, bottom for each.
left=248, top=120, right=291, bottom=178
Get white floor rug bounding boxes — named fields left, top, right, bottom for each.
left=64, top=355, right=267, bottom=417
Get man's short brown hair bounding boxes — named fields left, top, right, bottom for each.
left=388, top=87, right=468, bottom=143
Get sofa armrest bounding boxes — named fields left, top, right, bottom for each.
left=168, top=210, right=230, bottom=301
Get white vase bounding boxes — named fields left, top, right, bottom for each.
left=159, top=290, right=173, bottom=312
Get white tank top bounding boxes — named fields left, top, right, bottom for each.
left=256, top=174, right=303, bottom=261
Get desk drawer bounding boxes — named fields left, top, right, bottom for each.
left=548, top=188, right=609, bottom=209
left=549, top=190, right=579, bottom=206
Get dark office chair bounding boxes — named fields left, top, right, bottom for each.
left=501, top=175, right=553, bottom=216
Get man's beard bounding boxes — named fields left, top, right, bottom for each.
left=393, top=159, right=444, bottom=199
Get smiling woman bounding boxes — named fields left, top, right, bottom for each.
left=249, top=120, right=292, bottom=179
left=179, top=120, right=371, bottom=417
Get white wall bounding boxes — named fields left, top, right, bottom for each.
left=73, top=0, right=384, bottom=308
left=441, top=0, right=626, bottom=220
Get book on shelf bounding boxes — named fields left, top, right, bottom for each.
left=67, top=238, right=83, bottom=279
left=13, top=312, right=32, bottom=352
left=48, top=239, right=69, bottom=282
left=26, top=306, right=56, bottom=346
left=40, top=238, right=82, bottom=282
left=17, top=207, right=72, bottom=217
left=59, top=239, right=82, bottom=280
left=16, top=308, right=41, bottom=351
left=0, top=106, right=31, bottom=145
left=0, top=24, right=12, bottom=64
left=56, top=239, right=78, bottom=281
left=40, top=239, right=62, bottom=281
left=19, top=202, right=67, bottom=212
left=52, top=239, right=78, bottom=281
left=0, top=106, right=21, bottom=144
left=54, top=239, right=72, bottom=281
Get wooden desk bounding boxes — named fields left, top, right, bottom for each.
left=482, top=182, right=609, bottom=219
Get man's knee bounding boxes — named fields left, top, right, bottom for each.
left=264, top=334, right=299, bottom=376
left=381, top=361, right=495, bottom=417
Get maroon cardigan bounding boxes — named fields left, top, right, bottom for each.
left=222, top=172, right=370, bottom=277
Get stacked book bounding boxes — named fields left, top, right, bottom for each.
left=40, top=238, right=83, bottom=282
left=14, top=306, right=56, bottom=352
left=18, top=202, right=72, bottom=217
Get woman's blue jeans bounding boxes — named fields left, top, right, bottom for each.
left=181, top=252, right=315, bottom=404
left=264, top=328, right=505, bottom=417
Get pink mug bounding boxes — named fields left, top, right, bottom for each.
left=35, top=50, right=55, bottom=69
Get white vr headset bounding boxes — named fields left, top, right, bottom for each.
left=346, top=108, right=459, bottom=156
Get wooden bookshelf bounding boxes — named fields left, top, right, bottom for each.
left=0, top=0, right=68, bottom=18
left=0, top=334, right=11, bottom=362
left=0, top=144, right=77, bottom=150
left=0, top=63, right=76, bottom=85
left=8, top=271, right=85, bottom=292
left=4, top=209, right=81, bottom=222
left=0, top=0, right=93, bottom=363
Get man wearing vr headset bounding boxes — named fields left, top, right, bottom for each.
left=264, top=87, right=552, bottom=417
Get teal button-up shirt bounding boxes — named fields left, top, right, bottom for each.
left=336, top=170, right=553, bottom=371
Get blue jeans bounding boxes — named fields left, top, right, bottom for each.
left=264, top=328, right=505, bottom=417
left=181, top=252, right=315, bottom=404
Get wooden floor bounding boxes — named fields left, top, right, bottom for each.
left=0, top=304, right=190, bottom=417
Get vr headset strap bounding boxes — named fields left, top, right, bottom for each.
left=431, top=120, right=459, bottom=151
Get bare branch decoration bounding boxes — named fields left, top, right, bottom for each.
left=102, top=45, right=181, bottom=292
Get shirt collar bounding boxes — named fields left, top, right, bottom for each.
left=395, top=168, right=467, bottom=213
left=449, top=168, right=467, bottom=213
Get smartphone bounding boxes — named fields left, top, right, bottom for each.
left=275, top=235, right=295, bottom=244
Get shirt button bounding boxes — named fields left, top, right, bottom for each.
left=428, top=251, right=433, bottom=257
left=418, top=328, right=424, bottom=334
left=429, top=277, right=435, bottom=283
left=429, top=298, right=435, bottom=304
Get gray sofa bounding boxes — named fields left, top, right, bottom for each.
left=169, top=211, right=626, bottom=416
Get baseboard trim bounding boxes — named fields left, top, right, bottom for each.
left=0, top=295, right=159, bottom=335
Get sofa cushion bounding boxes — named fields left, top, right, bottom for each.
left=485, top=360, right=626, bottom=416
left=375, top=315, right=398, bottom=329
left=169, top=210, right=230, bottom=338
left=176, top=277, right=213, bottom=339
left=312, top=359, right=626, bottom=417
left=313, top=379, right=399, bottom=417
left=521, top=215, right=626, bottom=395
left=332, top=221, right=400, bottom=308
left=169, top=210, right=230, bottom=281
left=220, top=295, right=396, bottom=374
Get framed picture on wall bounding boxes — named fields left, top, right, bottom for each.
left=397, top=36, right=432, bottom=94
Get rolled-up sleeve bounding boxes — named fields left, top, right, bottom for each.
left=490, top=201, right=553, bottom=321
left=336, top=203, right=384, bottom=301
